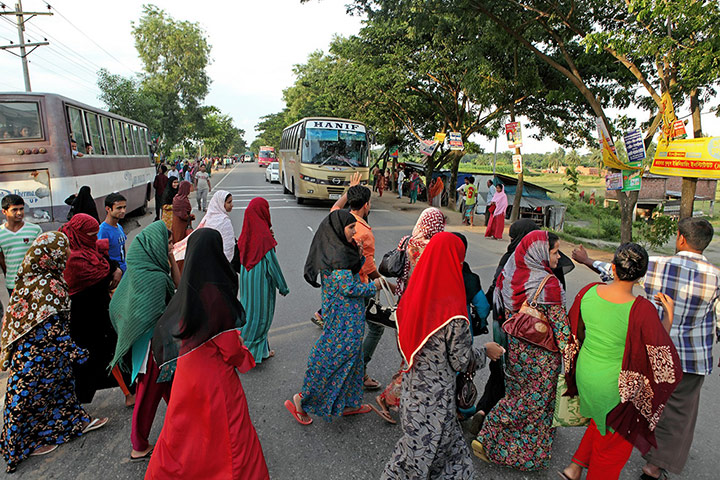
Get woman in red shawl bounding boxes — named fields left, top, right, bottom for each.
left=171, top=181, right=194, bottom=243
left=559, top=243, right=680, bottom=480
left=474, top=230, right=571, bottom=471
left=237, top=198, right=289, bottom=363
left=60, top=214, right=134, bottom=406
left=381, top=232, right=503, bottom=479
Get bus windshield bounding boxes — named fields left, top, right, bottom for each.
left=259, top=150, right=275, bottom=159
left=302, top=128, right=367, bottom=167
left=0, top=102, right=42, bottom=140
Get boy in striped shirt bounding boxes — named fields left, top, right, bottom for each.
left=0, top=194, right=43, bottom=298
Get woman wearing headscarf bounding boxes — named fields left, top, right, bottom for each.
left=171, top=181, right=195, bottom=243
left=173, top=190, right=236, bottom=263
left=408, top=172, right=420, bottom=204
left=485, top=183, right=508, bottom=240
left=381, top=233, right=503, bottom=479
left=109, top=221, right=180, bottom=461
left=373, top=207, right=447, bottom=423
left=146, top=229, right=268, bottom=479
left=473, top=230, right=571, bottom=471
left=160, top=177, right=179, bottom=231
left=0, top=232, right=108, bottom=473
left=60, top=214, right=133, bottom=406
left=428, top=176, right=444, bottom=207
left=285, top=210, right=379, bottom=424
left=237, top=198, right=289, bottom=363
left=65, top=185, right=100, bottom=222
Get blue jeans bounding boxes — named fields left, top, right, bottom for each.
left=362, top=321, right=385, bottom=372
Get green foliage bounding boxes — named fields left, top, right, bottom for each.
left=201, top=114, right=240, bottom=157
left=97, top=69, right=160, bottom=134
left=563, top=166, right=579, bottom=201
left=564, top=200, right=623, bottom=242
left=638, top=208, right=679, bottom=250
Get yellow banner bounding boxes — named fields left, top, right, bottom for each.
left=659, top=91, right=678, bottom=147
left=433, top=132, right=446, bottom=143
left=650, top=137, right=720, bottom=178
left=601, top=134, right=642, bottom=171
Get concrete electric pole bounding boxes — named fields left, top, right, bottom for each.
left=0, top=1, right=52, bottom=91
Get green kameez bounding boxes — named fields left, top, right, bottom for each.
left=576, top=285, right=632, bottom=434
left=239, top=249, right=289, bottom=363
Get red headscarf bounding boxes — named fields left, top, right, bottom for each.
left=172, top=180, right=192, bottom=215
left=60, top=213, right=110, bottom=296
left=397, top=232, right=468, bottom=370
left=237, top=198, right=277, bottom=271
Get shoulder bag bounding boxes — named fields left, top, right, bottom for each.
left=365, top=277, right=398, bottom=329
left=502, top=275, right=558, bottom=352
left=378, top=236, right=410, bottom=278
left=456, top=356, right=478, bottom=416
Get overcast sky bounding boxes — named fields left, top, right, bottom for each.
left=1, top=0, right=718, bottom=156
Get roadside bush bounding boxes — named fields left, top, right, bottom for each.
left=638, top=208, right=678, bottom=249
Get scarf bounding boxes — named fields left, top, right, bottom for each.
left=493, top=219, right=539, bottom=284
left=153, top=229, right=245, bottom=370
left=491, top=186, right=508, bottom=217
left=173, top=190, right=236, bottom=262
left=428, top=177, right=444, bottom=199
left=109, top=221, right=175, bottom=370
left=397, top=207, right=446, bottom=296
left=304, top=209, right=362, bottom=288
left=60, top=213, right=110, bottom=296
left=172, top=181, right=192, bottom=215
left=237, top=197, right=277, bottom=271
left=161, top=179, right=179, bottom=206
left=69, top=186, right=99, bottom=223
left=565, top=283, right=682, bottom=454
left=495, top=230, right=564, bottom=314
left=397, top=232, right=468, bottom=370
left=1, top=232, right=71, bottom=370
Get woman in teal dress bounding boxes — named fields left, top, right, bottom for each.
left=285, top=210, right=379, bottom=424
left=236, top=198, right=289, bottom=363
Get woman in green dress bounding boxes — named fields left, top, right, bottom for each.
left=237, top=198, right=289, bottom=363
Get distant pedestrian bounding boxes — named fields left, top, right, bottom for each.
left=372, top=166, right=380, bottom=192
left=65, top=185, right=100, bottom=222
left=0, top=232, right=108, bottom=473
left=98, top=193, right=128, bottom=274
left=428, top=176, right=444, bottom=207
left=0, top=194, right=42, bottom=299
left=285, top=210, right=379, bottom=424
left=194, top=164, right=211, bottom=211
left=167, top=164, right=179, bottom=181
left=171, top=181, right=194, bottom=243
left=147, top=229, right=269, bottom=479
left=484, top=183, right=507, bottom=240
left=173, top=190, right=236, bottom=263
left=109, top=221, right=180, bottom=461
left=396, top=168, right=405, bottom=198
left=484, top=179, right=494, bottom=226
left=378, top=169, right=386, bottom=197
left=408, top=172, right=420, bottom=204
left=237, top=198, right=289, bottom=364
left=460, top=176, right=477, bottom=226
left=160, top=177, right=179, bottom=230
left=153, top=165, right=168, bottom=221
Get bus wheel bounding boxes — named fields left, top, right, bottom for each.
left=297, top=196, right=304, bottom=205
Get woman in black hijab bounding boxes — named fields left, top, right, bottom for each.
left=147, top=229, right=269, bottom=478
left=160, top=177, right=180, bottom=230
left=452, top=233, right=491, bottom=336
left=65, top=185, right=99, bottom=222
left=287, top=210, right=380, bottom=424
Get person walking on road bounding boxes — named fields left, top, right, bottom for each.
left=153, top=165, right=168, bottom=221
left=381, top=232, right=503, bottom=479
left=237, top=198, right=289, bottom=364
left=285, top=210, right=379, bottom=424
left=98, top=193, right=128, bottom=275
left=65, top=185, right=100, bottom=223
left=109, top=221, right=180, bottom=462
left=194, top=164, right=211, bottom=212
left=171, top=181, right=194, bottom=243
left=396, top=167, right=405, bottom=199
left=408, top=172, right=420, bottom=204
left=0, top=194, right=43, bottom=299
left=378, top=169, right=386, bottom=197
left=0, top=232, right=108, bottom=473
left=146, top=229, right=269, bottom=480
left=173, top=190, right=236, bottom=263
left=160, top=178, right=179, bottom=231
left=483, top=179, right=494, bottom=226
left=428, top=176, right=444, bottom=207
left=485, top=183, right=507, bottom=240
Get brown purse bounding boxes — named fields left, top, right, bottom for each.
left=502, top=275, right=559, bottom=352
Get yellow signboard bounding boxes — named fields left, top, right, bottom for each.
left=433, top=132, right=446, bottom=143
left=650, top=137, right=720, bottom=178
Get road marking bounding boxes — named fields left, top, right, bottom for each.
left=211, top=163, right=239, bottom=189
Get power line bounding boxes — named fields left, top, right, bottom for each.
left=24, top=21, right=105, bottom=72
left=30, top=52, right=100, bottom=91
left=28, top=58, right=100, bottom=94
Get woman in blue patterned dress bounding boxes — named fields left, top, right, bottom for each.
left=285, top=210, right=379, bottom=424
left=0, top=232, right=108, bottom=473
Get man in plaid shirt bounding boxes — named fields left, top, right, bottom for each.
left=573, top=217, right=719, bottom=479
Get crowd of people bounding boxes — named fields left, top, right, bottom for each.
left=0, top=166, right=717, bottom=480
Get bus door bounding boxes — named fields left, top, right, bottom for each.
left=0, top=168, right=54, bottom=223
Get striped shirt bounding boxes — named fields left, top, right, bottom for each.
left=0, top=222, right=43, bottom=290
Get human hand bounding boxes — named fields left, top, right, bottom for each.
left=350, top=172, right=362, bottom=187
left=109, top=268, right=123, bottom=290
left=484, top=342, right=505, bottom=361
left=655, top=292, right=674, bottom=324
left=572, top=245, right=590, bottom=266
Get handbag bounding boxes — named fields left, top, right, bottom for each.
left=456, top=356, right=478, bottom=415
left=365, top=277, right=397, bottom=329
left=378, top=237, right=410, bottom=278
left=552, top=373, right=589, bottom=427
left=502, top=275, right=558, bottom=352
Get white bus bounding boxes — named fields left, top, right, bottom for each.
left=278, top=117, right=370, bottom=203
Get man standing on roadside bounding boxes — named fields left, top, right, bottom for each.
left=396, top=167, right=406, bottom=199
left=194, top=164, right=211, bottom=212
left=98, top=193, right=128, bottom=286
left=0, top=195, right=43, bottom=299
left=168, top=164, right=180, bottom=181
left=153, top=165, right=168, bottom=221
left=573, top=217, right=719, bottom=480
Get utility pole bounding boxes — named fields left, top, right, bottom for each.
left=0, top=1, right=52, bottom=92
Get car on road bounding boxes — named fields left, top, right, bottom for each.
left=265, top=162, right=280, bottom=182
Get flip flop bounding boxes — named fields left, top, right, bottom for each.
left=363, top=375, right=381, bottom=391
left=30, top=445, right=58, bottom=456
left=284, top=399, right=312, bottom=425
left=370, top=404, right=397, bottom=424
left=130, top=447, right=154, bottom=462
left=471, top=440, right=490, bottom=463
left=82, top=417, right=109, bottom=434
left=342, top=404, right=372, bottom=416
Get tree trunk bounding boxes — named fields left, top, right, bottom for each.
left=617, top=190, right=638, bottom=243
left=680, top=90, right=703, bottom=220
left=448, top=150, right=465, bottom=210
left=509, top=109, right=523, bottom=222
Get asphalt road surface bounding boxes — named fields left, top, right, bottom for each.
left=2, top=162, right=718, bottom=479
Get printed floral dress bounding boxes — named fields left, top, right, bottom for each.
left=300, top=269, right=376, bottom=419
left=476, top=304, right=570, bottom=471
left=1, top=314, right=91, bottom=473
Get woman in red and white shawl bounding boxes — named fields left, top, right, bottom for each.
left=485, top=184, right=508, bottom=240
left=473, top=230, right=571, bottom=471
left=171, top=181, right=195, bottom=243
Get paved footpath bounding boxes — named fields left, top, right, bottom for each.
left=0, top=163, right=717, bottom=479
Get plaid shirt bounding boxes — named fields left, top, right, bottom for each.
left=595, top=252, right=720, bottom=375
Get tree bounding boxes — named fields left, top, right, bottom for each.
left=201, top=113, right=239, bottom=157
left=97, top=69, right=160, bottom=134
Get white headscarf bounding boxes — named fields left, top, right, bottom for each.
left=173, top=190, right=235, bottom=262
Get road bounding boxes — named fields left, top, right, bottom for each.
left=2, top=162, right=718, bottom=479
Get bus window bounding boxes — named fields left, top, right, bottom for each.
left=67, top=107, right=87, bottom=154
left=131, top=125, right=141, bottom=155
left=303, top=127, right=367, bottom=167
left=85, top=112, right=103, bottom=155
left=0, top=101, right=42, bottom=140
left=101, top=116, right=117, bottom=155
left=123, top=123, right=135, bottom=154
left=113, top=120, right=126, bottom=154
left=140, top=128, right=149, bottom=155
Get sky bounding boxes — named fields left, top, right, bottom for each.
left=1, top=0, right=718, bottom=156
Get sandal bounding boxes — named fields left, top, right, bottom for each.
left=82, top=417, right=109, bottom=434
left=130, top=446, right=154, bottom=462
left=640, top=473, right=668, bottom=480
left=30, top=444, right=58, bottom=456
left=363, top=374, right=381, bottom=391
left=471, top=440, right=490, bottom=463
left=372, top=396, right=397, bottom=424
left=342, top=404, right=372, bottom=416
left=284, top=394, right=312, bottom=425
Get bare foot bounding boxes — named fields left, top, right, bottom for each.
left=560, top=463, right=582, bottom=480
left=124, top=394, right=136, bottom=408
left=293, top=394, right=311, bottom=424
left=131, top=445, right=153, bottom=460
left=641, top=464, right=664, bottom=479
left=30, top=444, right=58, bottom=456
left=266, top=350, right=275, bottom=359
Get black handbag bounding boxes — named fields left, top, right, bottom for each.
left=378, top=236, right=410, bottom=278
left=456, top=356, right=478, bottom=414
left=365, top=278, right=397, bottom=329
